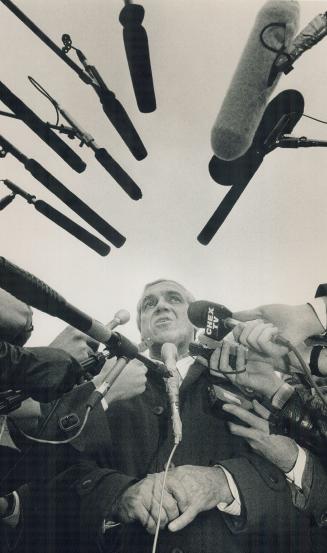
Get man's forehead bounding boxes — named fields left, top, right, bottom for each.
left=142, top=281, right=188, bottom=299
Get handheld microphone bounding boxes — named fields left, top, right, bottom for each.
left=211, top=0, right=299, bottom=161
left=161, top=343, right=182, bottom=444
left=0, top=82, right=86, bottom=173
left=119, top=2, right=156, bottom=113
left=0, top=258, right=171, bottom=378
left=187, top=300, right=289, bottom=347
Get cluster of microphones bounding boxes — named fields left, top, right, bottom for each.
left=198, top=1, right=327, bottom=245
left=0, top=0, right=156, bottom=256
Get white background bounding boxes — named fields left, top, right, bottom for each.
left=0, top=0, right=326, bottom=345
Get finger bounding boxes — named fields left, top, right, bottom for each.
left=209, top=346, right=222, bottom=373
left=232, top=308, right=263, bottom=322
left=232, top=323, right=246, bottom=343
left=238, top=320, right=266, bottom=350
left=161, top=491, right=179, bottom=521
left=252, top=399, right=272, bottom=420
left=168, top=504, right=199, bottom=532
left=217, top=340, right=232, bottom=373
left=228, top=421, right=263, bottom=441
left=253, top=325, right=279, bottom=355
left=149, top=498, right=169, bottom=530
left=136, top=504, right=158, bottom=534
left=223, top=403, right=268, bottom=431
left=236, top=344, right=247, bottom=373
left=165, top=477, right=189, bottom=513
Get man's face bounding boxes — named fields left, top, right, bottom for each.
left=139, top=281, right=194, bottom=352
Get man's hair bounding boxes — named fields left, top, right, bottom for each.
left=136, top=279, right=195, bottom=330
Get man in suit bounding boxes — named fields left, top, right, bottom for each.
left=40, top=278, right=315, bottom=553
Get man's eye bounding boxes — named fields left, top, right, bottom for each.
left=143, top=298, right=156, bottom=310
left=169, top=295, right=182, bottom=303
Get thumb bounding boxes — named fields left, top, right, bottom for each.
left=232, top=308, right=263, bottom=322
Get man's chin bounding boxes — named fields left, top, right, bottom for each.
left=152, top=329, right=179, bottom=345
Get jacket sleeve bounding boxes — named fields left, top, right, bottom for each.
left=218, top=453, right=307, bottom=534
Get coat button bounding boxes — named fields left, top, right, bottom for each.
left=81, top=479, right=92, bottom=488
left=268, top=473, right=279, bottom=484
left=320, top=512, right=327, bottom=525
left=153, top=406, right=164, bottom=415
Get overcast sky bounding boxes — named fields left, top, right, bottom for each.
left=1, top=0, right=327, bottom=346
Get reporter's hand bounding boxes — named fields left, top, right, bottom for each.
left=165, top=465, right=233, bottom=532
left=234, top=304, right=324, bottom=347
left=210, top=339, right=282, bottom=400
left=232, top=319, right=287, bottom=359
left=223, top=401, right=299, bottom=472
left=114, top=474, right=179, bottom=534
left=104, top=359, right=148, bottom=405
left=49, top=326, right=99, bottom=362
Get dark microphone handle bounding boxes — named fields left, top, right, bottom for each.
left=197, top=183, right=248, bottom=245
left=120, top=4, right=156, bottom=113
left=0, top=257, right=94, bottom=332
left=24, top=158, right=126, bottom=247
left=34, top=200, right=110, bottom=256
left=99, top=89, right=147, bottom=160
left=0, top=82, right=86, bottom=173
left=94, top=148, right=142, bottom=200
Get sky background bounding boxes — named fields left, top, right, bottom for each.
left=0, top=0, right=327, bottom=346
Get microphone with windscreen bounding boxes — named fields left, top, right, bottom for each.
left=198, top=89, right=304, bottom=245
left=211, top=0, right=300, bottom=162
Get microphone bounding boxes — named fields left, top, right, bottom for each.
left=119, top=2, right=156, bottom=113
left=161, top=343, right=182, bottom=444
left=187, top=300, right=289, bottom=347
left=1, top=179, right=110, bottom=257
left=211, top=0, right=300, bottom=161
left=0, top=257, right=171, bottom=378
left=0, top=82, right=86, bottom=173
left=199, top=89, right=304, bottom=245
left=0, top=134, right=125, bottom=248
left=209, top=89, right=304, bottom=187
left=107, top=309, right=130, bottom=330
left=43, top=91, right=142, bottom=200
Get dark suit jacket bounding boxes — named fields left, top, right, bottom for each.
left=31, top=362, right=312, bottom=553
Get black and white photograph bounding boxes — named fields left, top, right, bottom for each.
left=1, top=1, right=327, bottom=552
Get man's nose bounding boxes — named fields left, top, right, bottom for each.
left=154, top=297, right=170, bottom=311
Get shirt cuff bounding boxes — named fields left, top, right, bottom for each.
left=2, top=492, right=20, bottom=528
left=216, top=466, right=241, bottom=516
left=285, top=445, right=307, bottom=490
left=307, top=299, right=326, bottom=332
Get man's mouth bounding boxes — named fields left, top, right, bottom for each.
left=154, top=317, right=174, bottom=327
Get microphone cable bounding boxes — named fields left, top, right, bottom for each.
left=9, top=357, right=128, bottom=445
left=151, top=442, right=179, bottom=553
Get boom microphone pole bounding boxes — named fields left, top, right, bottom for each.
left=0, top=179, right=111, bottom=256
left=0, top=257, right=171, bottom=376
left=0, top=134, right=125, bottom=248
